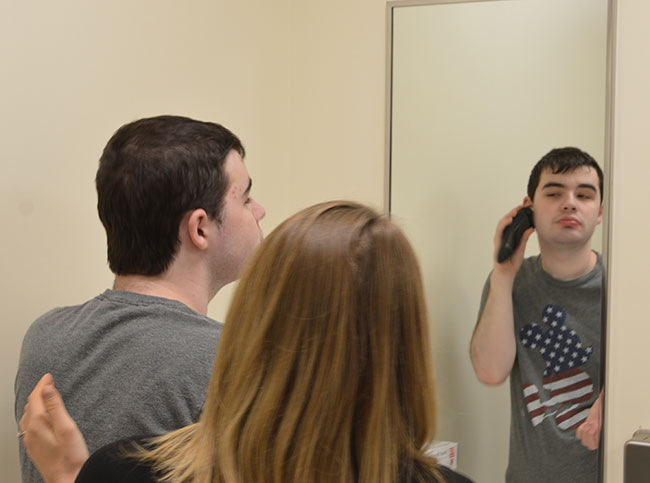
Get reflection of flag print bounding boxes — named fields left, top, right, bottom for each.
left=519, top=304, right=595, bottom=430
left=523, top=368, right=594, bottom=429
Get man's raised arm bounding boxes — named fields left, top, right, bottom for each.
left=470, top=204, right=534, bottom=385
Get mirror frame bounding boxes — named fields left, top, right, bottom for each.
left=384, top=0, right=617, bottom=478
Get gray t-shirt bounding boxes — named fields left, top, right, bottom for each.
left=479, top=254, right=602, bottom=483
left=15, top=289, right=223, bottom=483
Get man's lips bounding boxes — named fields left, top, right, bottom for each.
left=556, top=216, right=580, bottom=227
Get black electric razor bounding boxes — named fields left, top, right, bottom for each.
left=497, top=207, right=534, bottom=263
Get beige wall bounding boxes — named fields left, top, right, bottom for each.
left=1, top=0, right=646, bottom=481
left=1, top=1, right=295, bottom=479
left=213, top=0, right=387, bottom=328
left=1, top=1, right=386, bottom=480
left=287, top=1, right=386, bottom=208
left=604, top=0, right=650, bottom=481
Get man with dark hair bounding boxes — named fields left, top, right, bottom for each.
left=15, top=115, right=265, bottom=483
left=470, top=147, right=603, bottom=482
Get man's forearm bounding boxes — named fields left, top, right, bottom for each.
left=470, top=274, right=517, bottom=385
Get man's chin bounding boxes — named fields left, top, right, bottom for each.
left=554, top=235, right=591, bottom=246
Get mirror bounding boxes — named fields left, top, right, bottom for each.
left=387, top=0, right=612, bottom=481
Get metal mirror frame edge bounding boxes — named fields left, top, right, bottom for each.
left=601, top=0, right=617, bottom=479
left=383, top=0, right=618, bottom=479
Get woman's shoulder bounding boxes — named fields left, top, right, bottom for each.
left=400, top=459, right=474, bottom=483
left=75, top=436, right=159, bottom=483
left=437, top=464, right=474, bottom=483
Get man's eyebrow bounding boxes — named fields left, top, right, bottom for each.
left=578, top=183, right=598, bottom=192
left=541, top=182, right=597, bottom=192
left=243, top=178, right=252, bottom=196
left=541, top=182, right=565, bottom=190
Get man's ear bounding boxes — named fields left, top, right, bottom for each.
left=523, top=196, right=533, bottom=208
left=597, top=202, right=604, bottom=225
left=186, top=209, right=210, bottom=250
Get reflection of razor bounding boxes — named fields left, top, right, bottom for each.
left=498, top=207, right=534, bottom=263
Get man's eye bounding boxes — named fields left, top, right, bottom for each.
left=577, top=193, right=593, bottom=200
left=546, top=192, right=559, bottom=197
left=244, top=197, right=252, bottom=205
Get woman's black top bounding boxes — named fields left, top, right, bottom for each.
left=76, top=437, right=474, bottom=483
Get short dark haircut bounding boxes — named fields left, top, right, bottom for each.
left=527, top=147, right=603, bottom=202
left=96, top=115, right=245, bottom=276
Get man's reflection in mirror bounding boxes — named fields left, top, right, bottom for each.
left=470, top=147, right=604, bottom=482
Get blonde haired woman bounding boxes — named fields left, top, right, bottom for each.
left=21, top=201, right=472, bottom=483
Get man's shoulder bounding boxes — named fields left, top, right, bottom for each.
left=24, top=296, right=101, bottom=339
left=512, top=255, right=541, bottom=283
left=521, top=254, right=541, bottom=270
left=27, top=289, right=221, bottom=333
left=517, top=251, right=603, bottom=288
left=18, top=290, right=222, bottom=381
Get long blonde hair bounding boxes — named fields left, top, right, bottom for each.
left=136, top=201, right=438, bottom=482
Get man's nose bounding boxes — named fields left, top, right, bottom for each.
left=562, top=194, right=577, bottom=211
left=254, top=200, right=266, bottom=221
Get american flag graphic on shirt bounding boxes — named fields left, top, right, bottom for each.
left=519, top=304, right=595, bottom=429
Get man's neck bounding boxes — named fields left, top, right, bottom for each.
left=112, top=274, right=211, bottom=315
left=538, top=243, right=597, bottom=281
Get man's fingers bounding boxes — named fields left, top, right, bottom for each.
left=18, top=403, right=29, bottom=433
left=42, top=381, right=80, bottom=441
left=26, top=374, right=52, bottom=412
left=23, top=373, right=54, bottom=434
left=521, top=226, right=535, bottom=242
left=582, top=431, right=599, bottom=450
left=42, top=382, right=65, bottom=418
left=494, top=205, right=524, bottom=245
left=576, top=422, right=599, bottom=450
left=514, top=227, right=535, bottom=255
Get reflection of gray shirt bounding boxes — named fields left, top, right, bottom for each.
left=479, top=254, right=602, bottom=483
left=15, top=290, right=222, bottom=483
